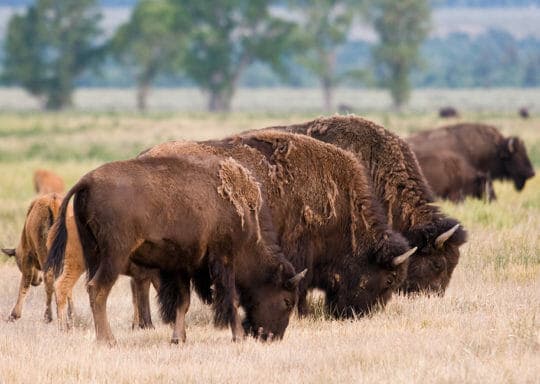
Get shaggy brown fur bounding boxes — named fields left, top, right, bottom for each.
left=2, top=193, right=63, bottom=322
left=407, top=123, right=536, bottom=191
left=415, top=150, right=496, bottom=203
left=262, top=115, right=468, bottom=295
left=47, top=155, right=301, bottom=345
left=33, top=169, right=65, bottom=195
left=439, top=106, right=459, bottom=118
left=140, top=131, right=415, bottom=319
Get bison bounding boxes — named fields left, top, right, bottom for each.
left=47, top=155, right=304, bottom=345
left=261, top=115, right=468, bottom=295
left=407, top=123, right=535, bottom=192
left=2, top=193, right=62, bottom=322
left=33, top=169, right=65, bottom=194
left=140, top=131, right=417, bottom=319
left=439, top=106, right=459, bottom=118
left=415, top=150, right=496, bottom=203
left=519, top=107, right=530, bottom=119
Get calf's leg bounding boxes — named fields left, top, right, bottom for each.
left=130, top=277, right=154, bottom=329
left=9, top=267, right=33, bottom=321
left=54, top=260, right=84, bottom=330
left=43, top=269, right=55, bottom=323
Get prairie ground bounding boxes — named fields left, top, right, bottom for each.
left=0, top=109, right=539, bottom=383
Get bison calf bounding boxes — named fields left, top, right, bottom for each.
left=2, top=193, right=62, bottom=322
left=47, top=155, right=303, bottom=345
left=34, top=169, right=65, bottom=195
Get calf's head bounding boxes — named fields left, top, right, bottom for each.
left=500, top=137, right=535, bottom=190
left=241, top=262, right=306, bottom=341
left=1, top=247, right=42, bottom=286
left=326, top=231, right=415, bottom=318
left=401, top=219, right=467, bottom=295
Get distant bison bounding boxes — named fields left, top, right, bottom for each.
left=262, top=116, right=467, bottom=295
left=439, top=107, right=459, bottom=118
left=519, top=107, right=530, bottom=119
left=33, top=169, right=65, bottom=194
left=47, top=155, right=303, bottom=345
left=140, top=131, right=416, bottom=319
left=415, top=150, right=496, bottom=203
left=408, top=123, right=535, bottom=191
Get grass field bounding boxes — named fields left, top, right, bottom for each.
left=0, top=110, right=539, bottom=383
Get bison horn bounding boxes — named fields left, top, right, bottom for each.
left=392, top=247, right=417, bottom=266
left=508, top=138, right=515, bottom=153
left=288, top=268, right=308, bottom=286
left=435, top=224, right=460, bottom=249
left=1, top=248, right=16, bottom=257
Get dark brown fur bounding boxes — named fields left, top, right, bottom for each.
left=47, top=155, right=299, bottom=345
left=140, top=131, right=415, bottom=319
left=262, top=115, right=468, bottom=295
left=416, top=150, right=496, bottom=203
left=439, top=106, right=459, bottom=118
left=408, top=123, right=535, bottom=191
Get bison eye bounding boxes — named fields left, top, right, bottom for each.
left=431, top=259, right=444, bottom=271
left=385, top=276, right=394, bottom=287
left=284, top=298, right=293, bottom=310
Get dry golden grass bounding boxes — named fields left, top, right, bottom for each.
left=0, top=111, right=539, bottom=383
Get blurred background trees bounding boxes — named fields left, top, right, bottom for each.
left=1, top=0, right=539, bottom=111
left=3, top=0, right=103, bottom=110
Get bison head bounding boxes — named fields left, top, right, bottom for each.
left=500, top=137, right=535, bottom=191
left=240, top=263, right=306, bottom=341
left=401, top=220, right=467, bottom=295
left=326, top=231, right=415, bottom=318
left=1, top=247, right=42, bottom=286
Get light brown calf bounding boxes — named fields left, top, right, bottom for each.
left=34, top=169, right=65, bottom=195
left=2, top=193, right=63, bottom=322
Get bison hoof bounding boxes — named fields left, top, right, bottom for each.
left=43, top=312, right=53, bottom=323
left=7, top=313, right=20, bottom=322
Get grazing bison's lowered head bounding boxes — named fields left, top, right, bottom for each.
left=499, top=137, right=535, bottom=190
left=241, top=263, right=306, bottom=341
left=401, top=220, right=467, bottom=295
left=1, top=248, right=43, bottom=286
left=326, top=231, right=416, bottom=318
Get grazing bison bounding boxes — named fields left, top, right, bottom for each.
left=34, top=169, right=65, bottom=194
left=407, top=123, right=535, bottom=191
left=140, top=131, right=416, bottom=319
left=262, top=115, right=467, bottom=295
left=415, top=150, right=496, bottom=203
left=519, top=107, right=530, bottom=119
left=2, top=193, right=63, bottom=322
left=439, top=106, right=459, bottom=118
left=47, top=155, right=303, bottom=345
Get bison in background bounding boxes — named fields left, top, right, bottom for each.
left=34, top=169, right=65, bottom=194
left=407, top=123, right=535, bottom=192
left=263, top=116, right=467, bottom=296
left=141, top=131, right=417, bottom=319
left=47, top=155, right=304, bottom=345
left=439, top=106, right=459, bottom=118
left=415, top=150, right=496, bottom=203
left=519, top=107, right=530, bottom=119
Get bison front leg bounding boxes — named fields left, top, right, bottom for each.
left=130, top=277, right=154, bottom=330
left=210, top=254, right=245, bottom=342
left=171, top=279, right=190, bottom=344
left=8, top=267, right=33, bottom=321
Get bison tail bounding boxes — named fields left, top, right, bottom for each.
left=157, top=271, right=180, bottom=324
left=45, top=180, right=87, bottom=277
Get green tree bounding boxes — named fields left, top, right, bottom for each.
left=370, top=0, right=431, bottom=108
left=290, top=0, right=365, bottom=111
left=110, top=0, right=187, bottom=111
left=175, top=0, right=297, bottom=112
left=3, top=0, right=103, bottom=110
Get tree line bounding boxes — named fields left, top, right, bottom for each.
left=3, top=0, right=430, bottom=111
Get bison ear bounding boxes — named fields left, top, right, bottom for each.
left=1, top=248, right=16, bottom=257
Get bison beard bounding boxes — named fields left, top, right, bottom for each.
left=46, top=155, right=302, bottom=345
left=260, top=115, right=468, bottom=296
left=140, top=131, right=417, bottom=319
